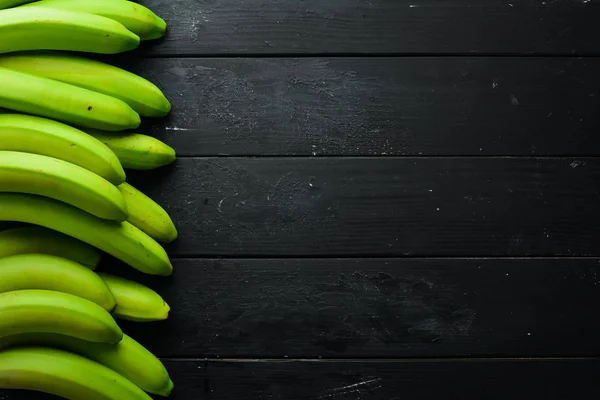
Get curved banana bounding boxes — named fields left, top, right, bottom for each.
left=0, top=0, right=35, bottom=9
left=87, top=130, right=177, bottom=170
left=0, top=151, right=128, bottom=221
left=0, top=290, right=122, bottom=343
left=0, top=113, right=125, bottom=185
left=0, top=193, right=173, bottom=276
left=0, top=68, right=140, bottom=131
left=0, top=6, right=140, bottom=54
left=119, top=182, right=178, bottom=243
left=0, top=254, right=115, bottom=311
left=0, top=52, right=171, bottom=117
left=0, top=333, right=174, bottom=396
left=0, top=347, right=152, bottom=400
left=0, top=226, right=101, bottom=268
left=24, top=0, right=167, bottom=41
left=99, top=273, right=170, bottom=322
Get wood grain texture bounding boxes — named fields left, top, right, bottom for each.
left=127, top=157, right=600, bottom=257
left=121, top=57, right=600, bottom=157
left=164, top=358, right=600, bottom=400
left=136, top=0, right=600, bottom=55
left=3, top=358, right=599, bottom=399
left=104, top=258, right=600, bottom=358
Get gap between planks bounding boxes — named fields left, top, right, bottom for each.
left=159, top=356, right=600, bottom=362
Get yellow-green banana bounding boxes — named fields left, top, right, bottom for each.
left=0, top=193, right=173, bottom=276
left=0, top=333, right=173, bottom=396
left=100, top=273, right=170, bottom=322
left=0, top=113, right=125, bottom=185
left=0, top=67, right=141, bottom=131
left=87, top=130, right=177, bottom=170
left=0, top=226, right=101, bottom=268
left=0, top=52, right=171, bottom=117
left=0, top=290, right=122, bottom=343
left=0, top=254, right=115, bottom=311
left=119, top=182, right=178, bottom=243
left=0, top=0, right=35, bottom=9
left=0, top=347, right=152, bottom=400
left=0, top=6, right=140, bottom=54
left=0, top=151, right=128, bottom=221
left=24, top=0, right=167, bottom=41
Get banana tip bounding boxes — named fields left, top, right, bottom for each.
left=156, top=378, right=175, bottom=397
left=142, top=17, right=168, bottom=41
left=109, top=332, right=125, bottom=345
left=114, top=167, right=127, bottom=186
left=159, top=269, right=173, bottom=277
left=131, top=111, right=142, bottom=129
left=165, top=379, right=175, bottom=396
left=164, top=229, right=178, bottom=243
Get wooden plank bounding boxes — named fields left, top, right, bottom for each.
left=3, top=358, right=599, bottom=399
left=128, top=157, right=600, bottom=257
left=171, top=358, right=600, bottom=400
left=136, top=0, right=600, bottom=55
left=123, top=57, right=600, bottom=157
left=110, top=258, right=600, bottom=358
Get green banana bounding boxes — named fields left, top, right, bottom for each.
left=0, top=0, right=35, bottom=9
left=0, top=67, right=140, bottom=131
left=0, top=333, right=174, bottom=396
left=0, top=6, right=140, bottom=54
left=99, top=273, right=170, bottom=322
left=0, top=346, right=152, bottom=400
left=86, top=130, right=177, bottom=170
left=0, top=151, right=128, bottom=221
left=0, top=52, right=171, bottom=117
left=24, top=0, right=167, bottom=41
left=0, top=226, right=101, bottom=268
left=0, top=254, right=115, bottom=311
left=0, top=113, right=125, bottom=185
left=119, top=182, right=178, bottom=243
left=0, top=290, right=122, bottom=343
left=0, top=193, right=173, bottom=276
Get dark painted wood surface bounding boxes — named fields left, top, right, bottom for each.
left=3, top=0, right=600, bottom=399
left=127, top=157, right=600, bottom=257
left=121, top=57, right=600, bottom=157
left=6, top=358, right=600, bottom=399
left=114, top=258, right=600, bottom=358
left=136, top=0, right=600, bottom=55
left=161, top=358, right=600, bottom=399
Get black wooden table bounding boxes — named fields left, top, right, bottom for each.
left=9, top=0, right=600, bottom=399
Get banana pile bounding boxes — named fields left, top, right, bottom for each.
left=0, top=1, right=179, bottom=399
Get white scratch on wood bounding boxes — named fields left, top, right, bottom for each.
left=165, top=127, right=194, bottom=131
left=217, top=195, right=228, bottom=214
left=316, top=377, right=383, bottom=399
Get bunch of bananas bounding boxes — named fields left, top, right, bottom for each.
left=0, top=1, right=178, bottom=399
